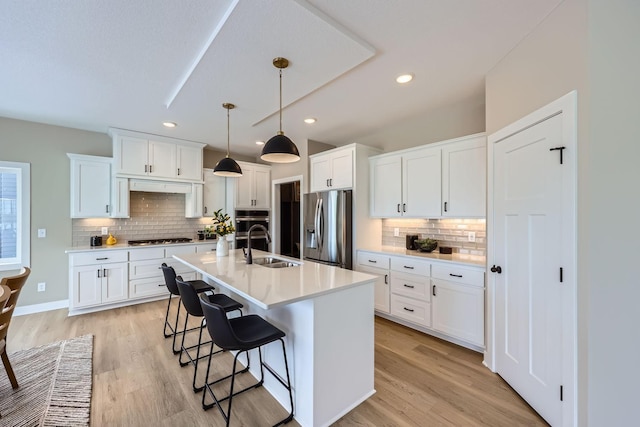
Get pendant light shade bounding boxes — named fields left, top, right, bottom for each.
left=261, top=57, right=300, bottom=163
left=214, top=103, right=243, bottom=177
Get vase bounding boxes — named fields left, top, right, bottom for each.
left=216, top=237, right=229, bottom=257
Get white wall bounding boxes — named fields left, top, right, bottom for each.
left=587, top=1, right=640, bottom=424
left=486, top=0, right=640, bottom=424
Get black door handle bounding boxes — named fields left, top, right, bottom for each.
left=491, top=265, right=502, bottom=274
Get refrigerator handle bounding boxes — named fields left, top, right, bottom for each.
left=339, top=191, right=347, bottom=267
left=317, top=196, right=324, bottom=250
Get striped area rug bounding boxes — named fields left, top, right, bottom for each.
left=0, top=334, right=93, bottom=426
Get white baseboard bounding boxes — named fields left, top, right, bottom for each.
left=14, top=299, right=69, bottom=316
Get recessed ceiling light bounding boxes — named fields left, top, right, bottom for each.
left=163, top=121, right=177, bottom=128
left=304, top=117, right=317, bottom=124
left=255, top=140, right=265, bottom=145
left=396, top=74, right=414, bottom=84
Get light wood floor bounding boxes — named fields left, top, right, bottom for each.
left=8, top=300, right=547, bottom=426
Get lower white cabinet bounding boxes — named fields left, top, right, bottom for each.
left=69, top=244, right=207, bottom=313
left=70, top=250, right=129, bottom=309
left=431, top=264, right=485, bottom=346
left=356, top=252, right=390, bottom=313
left=356, top=249, right=485, bottom=350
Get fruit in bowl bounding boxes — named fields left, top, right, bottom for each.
left=415, top=238, right=438, bottom=253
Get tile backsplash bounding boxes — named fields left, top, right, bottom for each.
left=72, top=192, right=213, bottom=246
left=382, top=218, right=486, bottom=256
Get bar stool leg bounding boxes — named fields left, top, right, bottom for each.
left=163, top=293, right=174, bottom=338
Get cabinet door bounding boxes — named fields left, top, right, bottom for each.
left=442, top=137, right=486, bottom=217
left=329, top=150, right=353, bottom=190
left=310, top=155, right=331, bottom=192
left=432, top=279, right=484, bottom=346
left=203, top=170, right=226, bottom=216
left=253, top=166, right=271, bottom=209
left=117, top=136, right=149, bottom=176
left=72, top=265, right=102, bottom=308
left=111, top=177, right=130, bottom=218
left=185, top=184, right=203, bottom=218
left=370, top=155, right=402, bottom=217
left=403, top=147, right=442, bottom=217
left=235, top=166, right=255, bottom=209
left=71, top=157, right=111, bottom=218
left=102, top=262, right=128, bottom=304
left=176, top=145, right=202, bottom=181
left=148, top=140, right=177, bottom=179
left=357, top=264, right=390, bottom=313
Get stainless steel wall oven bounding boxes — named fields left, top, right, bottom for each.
left=234, top=210, right=270, bottom=251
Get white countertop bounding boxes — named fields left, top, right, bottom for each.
left=358, top=245, right=486, bottom=267
left=65, top=239, right=218, bottom=253
left=173, top=249, right=377, bottom=310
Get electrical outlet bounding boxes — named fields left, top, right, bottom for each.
left=37, top=228, right=46, bottom=238
left=37, top=282, right=46, bottom=292
left=101, top=227, right=109, bottom=235
left=393, top=227, right=400, bottom=237
left=468, top=231, right=476, bottom=242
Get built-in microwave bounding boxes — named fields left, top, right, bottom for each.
left=234, top=210, right=270, bottom=251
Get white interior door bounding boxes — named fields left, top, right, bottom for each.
left=494, top=113, right=565, bottom=426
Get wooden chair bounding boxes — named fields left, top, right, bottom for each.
left=0, top=267, right=31, bottom=389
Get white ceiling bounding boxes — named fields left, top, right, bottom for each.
left=0, top=0, right=562, bottom=156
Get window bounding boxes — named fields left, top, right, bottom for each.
left=0, top=161, right=30, bottom=271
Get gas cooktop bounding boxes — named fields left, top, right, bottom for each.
left=128, top=237, right=193, bottom=246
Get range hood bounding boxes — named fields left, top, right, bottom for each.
left=129, top=179, right=192, bottom=194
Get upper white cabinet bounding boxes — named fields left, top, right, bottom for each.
left=110, top=128, right=204, bottom=182
left=309, top=147, right=353, bottom=192
left=68, top=154, right=112, bottom=218
left=370, top=147, right=441, bottom=218
left=441, top=136, right=486, bottom=217
left=230, top=161, right=271, bottom=209
left=202, top=168, right=226, bottom=216
left=370, top=133, right=486, bottom=218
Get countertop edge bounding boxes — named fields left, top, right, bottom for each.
left=65, top=240, right=220, bottom=254
left=357, top=246, right=486, bottom=267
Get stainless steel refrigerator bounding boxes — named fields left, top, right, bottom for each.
left=303, top=190, right=352, bottom=269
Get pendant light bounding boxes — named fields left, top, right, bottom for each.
left=213, top=103, right=243, bottom=177
left=261, top=57, right=300, bottom=163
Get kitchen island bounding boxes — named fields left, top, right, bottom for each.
left=173, top=249, right=377, bottom=427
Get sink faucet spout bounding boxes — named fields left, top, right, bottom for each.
left=246, top=224, right=272, bottom=264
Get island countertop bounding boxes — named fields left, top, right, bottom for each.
left=173, top=249, right=377, bottom=310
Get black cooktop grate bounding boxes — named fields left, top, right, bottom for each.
left=128, top=237, right=193, bottom=246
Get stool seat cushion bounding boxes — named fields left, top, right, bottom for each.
left=190, top=279, right=214, bottom=293
left=227, top=315, right=286, bottom=351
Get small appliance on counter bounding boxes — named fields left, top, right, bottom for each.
left=90, top=236, right=102, bottom=247
left=406, top=234, right=419, bottom=250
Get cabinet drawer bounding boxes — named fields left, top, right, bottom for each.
left=129, top=259, right=165, bottom=280
left=163, top=258, right=193, bottom=275
left=71, top=250, right=128, bottom=266
left=390, top=294, right=431, bottom=327
left=390, top=256, right=430, bottom=276
left=357, top=252, right=390, bottom=269
left=129, top=247, right=165, bottom=261
left=390, top=271, right=430, bottom=302
left=129, top=277, right=167, bottom=299
left=166, top=245, right=196, bottom=257
left=196, top=244, right=217, bottom=253
left=432, top=264, right=484, bottom=287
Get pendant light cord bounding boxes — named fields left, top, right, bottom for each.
left=279, top=68, right=283, bottom=134
left=226, top=105, right=230, bottom=158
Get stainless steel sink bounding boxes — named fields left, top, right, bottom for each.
left=253, top=257, right=300, bottom=269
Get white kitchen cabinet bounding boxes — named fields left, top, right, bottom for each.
left=309, top=146, right=353, bottom=192
left=203, top=168, right=226, bottom=217
left=69, top=250, right=128, bottom=309
left=68, top=154, right=112, bottom=218
left=129, top=246, right=197, bottom=300
left=111, top=177, right=130, bottom=218
left=369, top=146, right=441, bottom=218
left=441, top=136, right=486, bottom=217
left=389, top=256, right=432, bottom=327
left=185, top=183, right=204, bottom=218
left=431, top=263, right=485, bottom=346
left=110, top=129, right=204, bottom=182
left=232, top=161, right=271, bottom=209
left=356, top=251, right=391, bottom=313
left=369, top=133, right=485, bottom=218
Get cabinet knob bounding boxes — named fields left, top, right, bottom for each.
left=490, top=265, right=502, bottom=274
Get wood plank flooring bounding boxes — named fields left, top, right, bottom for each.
left=7, top=300, right=547, bottom=426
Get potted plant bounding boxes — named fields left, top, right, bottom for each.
left=210, top=209, right=235, bottom=256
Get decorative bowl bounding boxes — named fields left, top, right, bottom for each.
left=415, top=238, right=438, bottom=253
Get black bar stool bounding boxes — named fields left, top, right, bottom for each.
left=175, top=276, right=244, bottom=392
left=199, top=296, right=294, bottom=427
left=161, top=263, right=214, bottom=354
